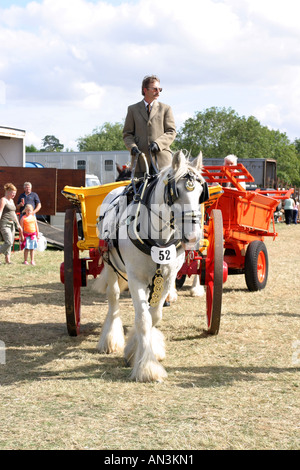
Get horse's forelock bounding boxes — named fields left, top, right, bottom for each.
left=160, top=158, right=203, bottom=183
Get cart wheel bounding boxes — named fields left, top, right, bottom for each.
left=245, top=240, right=268, bottom=291
left=205, top=209, right=224, bottom=335
left=64, top=208, right=83, bottom=336
left=176, top=274, right=186, bottom=289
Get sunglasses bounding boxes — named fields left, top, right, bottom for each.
left=147, top=87, right=162, bottom=92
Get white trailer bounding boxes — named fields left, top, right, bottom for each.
left=25, top=150, right=131, bottom=230
left=0, top=126, right=26, bottom=166
left=26, top=150, right=130, bottom=184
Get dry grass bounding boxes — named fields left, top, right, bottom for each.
left=0, top=224, right=299, bottom=450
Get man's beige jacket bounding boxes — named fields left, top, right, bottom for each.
left=123, top=100, right=176, bottom=173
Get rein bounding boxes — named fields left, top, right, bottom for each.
left=128, top=169, right=207, bottom=255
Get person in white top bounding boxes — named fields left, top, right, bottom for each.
left=223, top=154, right=246, bottom=189
left=284, top=196, right=295, bottom=225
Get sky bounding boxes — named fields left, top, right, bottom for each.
left=1, top=0, right=300, bottom=151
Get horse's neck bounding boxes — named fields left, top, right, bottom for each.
left=151, top=174, right=166, bottom=206
left=139, top=173, right=173, bottom=244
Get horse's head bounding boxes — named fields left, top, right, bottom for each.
left=162, top=150, right=209, bottom=249
left=116, top=163, right=132, bottom=182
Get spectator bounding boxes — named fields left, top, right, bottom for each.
left=292, top=197, right=299, bottom=224
left=20, top=204, right=39, bottom=266
left=0, top=183, right=23, bottom=264
left=223, top=154, right=246, bottom=189
left=283, top=195, right=295, bottom=225
left=16, top=182, right=41, bottom=218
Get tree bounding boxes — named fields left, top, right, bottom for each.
left=26, top=144, right=39, bottom=152
left=173, top=107, right=300, bottom=186
left=41, top=135, right=64, bottom=152
left=77, top=122, right=126, bottom=151
left=173, top=107, right=241, bottom=157
left=293, top=138, right=300, bottom=154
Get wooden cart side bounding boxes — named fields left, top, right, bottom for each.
left=62, top=180, right=130, bottom=250
left=202, top=164, right=255, bottom=190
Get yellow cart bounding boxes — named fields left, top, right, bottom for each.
left=60, top=180, right=129, bottom=336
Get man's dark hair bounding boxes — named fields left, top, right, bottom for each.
left=141, top=75, right=160, bottom=96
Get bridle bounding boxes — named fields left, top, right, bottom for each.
left=163, top=171, right=209, bottom=239
left=128, top=169, right=209, bottom=253
left=164, top=170, right=209, bottom=207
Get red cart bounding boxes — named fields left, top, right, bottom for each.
left=177, top=164, right=293, bottom=294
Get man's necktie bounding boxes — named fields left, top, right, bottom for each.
left=147, top=104, right=151, bottom=116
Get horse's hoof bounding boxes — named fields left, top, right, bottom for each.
left=124, top=358, right=130, bottom=368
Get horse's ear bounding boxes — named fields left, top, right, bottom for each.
left=116, top=163, right=122, bottom=174
left=190, top=151, right=203, bottom=171
left=172, top=150, right=186, bottom=172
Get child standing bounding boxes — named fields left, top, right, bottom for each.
left=20, top=204, right=39, bottom=265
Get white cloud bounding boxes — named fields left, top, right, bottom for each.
left=254, top=103, right=282, bottom=129
left=0, top=80, right=6, bottom=105
left=1, top=0, right=300, bottom=149
left=76, top=81, right=106, bottom=110
left=25, top=130, right=42, bottom=149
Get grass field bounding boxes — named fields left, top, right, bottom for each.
left=0, top=223, right=299, bottom=450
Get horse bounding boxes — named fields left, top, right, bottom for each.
left=116, top=163, right=132, bottom=182
left=94, top=150, right=208, bottom=382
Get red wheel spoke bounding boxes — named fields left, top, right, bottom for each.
left=64, top=208, right=81, bottom=336
left=205, top=209, right=223, bottom=335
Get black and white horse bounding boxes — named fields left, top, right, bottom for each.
left=95, top=151, right=208, bottom=382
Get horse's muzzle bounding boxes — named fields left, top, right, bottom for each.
left=175, top=210, right=202, bottom=248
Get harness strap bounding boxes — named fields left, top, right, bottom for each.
left=128, top=227, right=182, bottom=256
left=148, top=265, right=164, bottom=307
left=103, top=249, right=128, bottom=282
left=112, top=201, right=126, bottom=267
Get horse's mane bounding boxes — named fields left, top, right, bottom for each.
left=159, top=151, right=204, bottom=183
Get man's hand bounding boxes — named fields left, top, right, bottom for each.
left=130, top=146, right=140, bottom=157
left=149, top=142, right=159, bottom=153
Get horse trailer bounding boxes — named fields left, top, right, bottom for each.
left=26, top=152, right=277, bottom=189
left=26, top=151, right=130, bottom=185
left=0, top=126, right=26, bottom=166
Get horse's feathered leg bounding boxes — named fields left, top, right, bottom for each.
left=97, top=265, right=125, bottom=354
left=147, top=268, right=181, bottom=362
left=124, top=311, right=166, bottom=366
left=190, top=275, right=205, bottom=297
left=149, top=322, right=166, bottom=361
left=125, top=276, right=167, bottom=382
